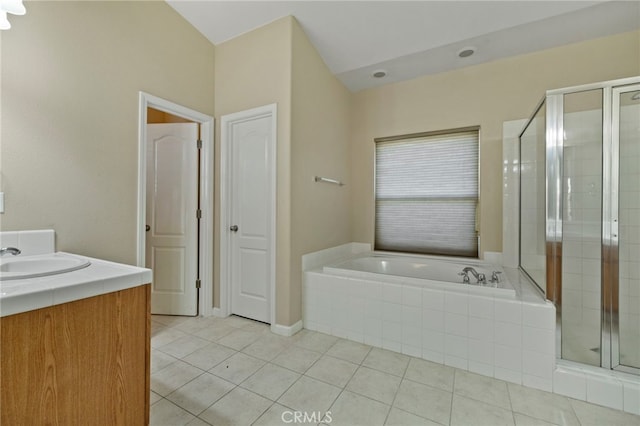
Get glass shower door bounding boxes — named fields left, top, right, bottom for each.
left=521, top=77, right=640, bottom=375
left=613, top=85, right=640, bottom=372
left=561, top=89, right=603, bottom=366
left=519, top=101, right=547, bottom=294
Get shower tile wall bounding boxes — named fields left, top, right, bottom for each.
left=618, top=100, right=640, bottom=369
left=561, top=106, right=603, bottom=366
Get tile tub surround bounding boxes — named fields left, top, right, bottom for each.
left=302, top=245, right=640, bottom=415
left=303, top=268, right=555, bottom=388
left=0, top=254, right=152, bottom=316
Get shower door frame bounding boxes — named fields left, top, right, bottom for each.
left=608, top=82, right=640, bottom=374
left=539, top=76, right=640, bottom=374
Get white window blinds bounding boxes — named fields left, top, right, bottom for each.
left=375, top=129, right=479, bottom=257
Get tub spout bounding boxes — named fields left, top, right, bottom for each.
left=462, top=267, right=486, bottom=284
left=0, top=247, right=21, bottom=257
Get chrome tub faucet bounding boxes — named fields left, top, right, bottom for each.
left=459, top=266, right=486, bottom=284
left=0, top=247, right=21, bottom=257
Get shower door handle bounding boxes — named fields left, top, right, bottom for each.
left=230, top=225, right=239, bottom=232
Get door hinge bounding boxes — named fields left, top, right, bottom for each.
left=196, top=209, right=202, bottom=219
left=197, top=139, right=202, bottom=149
left=196, top=279, right=201, bottom=289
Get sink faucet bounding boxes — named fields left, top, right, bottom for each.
left=0, top=247, right=21, bottom=257
left=462, top=267, right=486, bottom=284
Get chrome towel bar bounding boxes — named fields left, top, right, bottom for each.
left=314, top=176, right=345, bottom=186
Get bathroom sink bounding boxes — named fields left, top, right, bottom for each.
left=0, top=253, right=91, bottom=281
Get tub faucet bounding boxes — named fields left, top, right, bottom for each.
left=458, top=271, right=470, bottom=283
left=462, top=267, right=486, bottom=284
left=0, top=247, right=21, bottom=257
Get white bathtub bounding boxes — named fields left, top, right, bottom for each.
left=323, top=253, right=515, bottom=296
left=303, top=244, right=556, bottom=391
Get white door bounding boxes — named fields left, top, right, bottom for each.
left=146, top=123, right=199, bottom=316
left=227, top=111, right=275, bottom=323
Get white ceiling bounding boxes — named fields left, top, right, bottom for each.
left=167, top=1, right=640, bottom=92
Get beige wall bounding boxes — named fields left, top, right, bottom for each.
left=0, top=1, right=215, bottom=264
left=213, top=17, right=352, bottom=326
left=290, top=20, right=352, bottom=324
left=213, top=17, right=294, bottom=324
left=350, top=30, right=640, bottom=257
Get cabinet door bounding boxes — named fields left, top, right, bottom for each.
left=1, top=285, right=150, bottom=425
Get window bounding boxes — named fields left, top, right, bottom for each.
left=375, top=127, right=479, bottom=257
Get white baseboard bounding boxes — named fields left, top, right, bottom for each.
left=213, top=310, right=302, bottom=337
left=212, top=307, right=227, bottom=318
left=271, top=320, right=303, bottom=337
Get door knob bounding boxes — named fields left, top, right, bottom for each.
left=230, top=225, right=239, bottom=232
left=145, top=225, right=150, bottom=232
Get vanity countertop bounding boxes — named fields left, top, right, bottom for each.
left=0, top=252, right=152, bottom=317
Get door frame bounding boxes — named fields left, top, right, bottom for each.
left=219, top=104, right=277, bottom=326
left=606, top=82, right=640, bottom=374
left=136, top=92, right=215, bottom=317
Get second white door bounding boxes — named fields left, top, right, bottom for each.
left=225, top=107, right=275, bottom=323
left=146, top=122, right=199, bottom=316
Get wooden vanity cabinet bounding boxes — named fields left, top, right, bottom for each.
left=1, top=284, right=150, bottom=425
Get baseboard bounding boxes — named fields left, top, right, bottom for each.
left=212, top=307, right=227, bottom=318
left=271, top=320, right=303, bottom=337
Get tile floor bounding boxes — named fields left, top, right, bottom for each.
left=150, top=315, right=640, bottom=426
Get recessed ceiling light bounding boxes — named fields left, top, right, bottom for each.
left=372, top=69, right=387, bottom=78
left=458, top=47, right=476, bottom=58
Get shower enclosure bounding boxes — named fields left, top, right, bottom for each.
left=519, top=76, right=640, bottom=374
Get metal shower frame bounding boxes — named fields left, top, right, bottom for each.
left=520, top=76, right=640, bottom=374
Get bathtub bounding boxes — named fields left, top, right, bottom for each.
left=303, top=244, right=556, bottom=390
left=323, top=253, right=515, bottom=296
